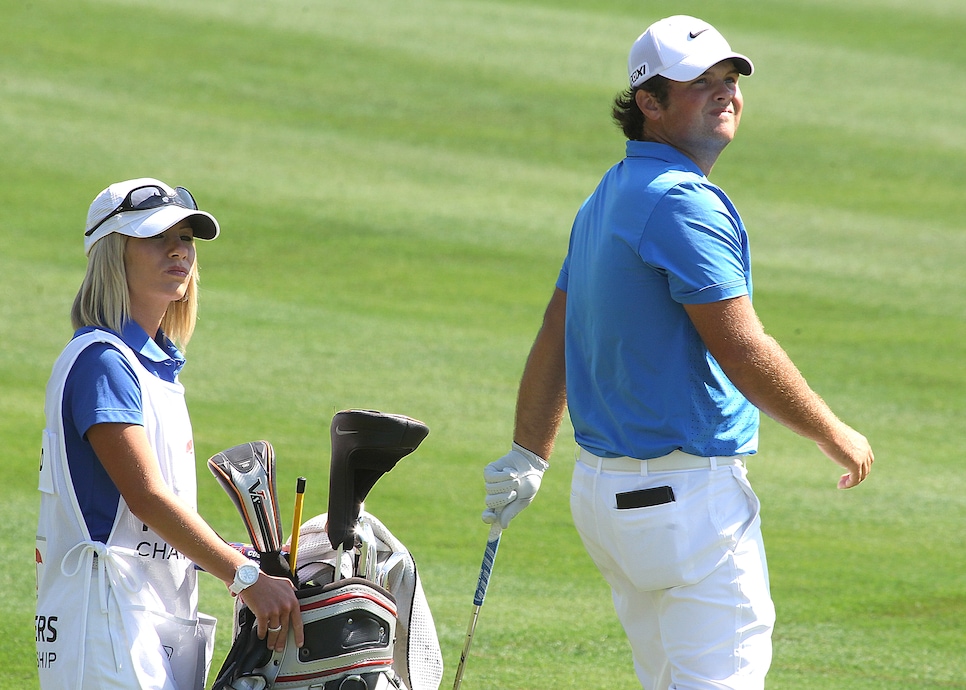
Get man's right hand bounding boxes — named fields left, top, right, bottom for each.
left=817, top=423, right=874, bottom=489
left=482, top=444, right=549, bottom=529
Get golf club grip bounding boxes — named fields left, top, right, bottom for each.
left=473, top=522, right=503, bottom=606
left=453, top=524, right=502, bottom=690
left=473, top=524, right=502, bottom=607
left=289, top=476, right=306, bottom=579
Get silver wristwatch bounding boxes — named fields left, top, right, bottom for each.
left=229, top=563, right=260, bottom=595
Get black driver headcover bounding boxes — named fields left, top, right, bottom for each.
left=326, top=410, right=429, bottom=550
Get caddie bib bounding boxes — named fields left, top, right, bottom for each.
left=36, top=330, right=215, bottom=689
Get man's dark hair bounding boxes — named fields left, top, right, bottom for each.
left=612, top=75, right=670, bottom=141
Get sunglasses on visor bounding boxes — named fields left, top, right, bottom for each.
left=85, top=185, right=198, bottom=237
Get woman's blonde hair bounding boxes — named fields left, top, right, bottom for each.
left=71, top=233, right=200, bottom=350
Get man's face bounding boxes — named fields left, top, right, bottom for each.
left=638, top=59, right=744, bottom=169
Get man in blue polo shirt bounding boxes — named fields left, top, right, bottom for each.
left=481, top=15, right=874, bottom=689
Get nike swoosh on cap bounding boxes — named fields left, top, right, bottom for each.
left=334, top=427, right=359, bottom=435
left=688, top=29, right=709, bottom=39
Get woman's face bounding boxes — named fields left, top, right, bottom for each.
left=124, top=219, right=196, bottom=313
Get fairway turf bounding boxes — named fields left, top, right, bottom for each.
left=3, top=1, right=966, bottom=688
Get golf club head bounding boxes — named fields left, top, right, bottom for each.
left=208, top=440, right=290, bottom=578
left=375, top=552, right=407, bottom=589
left=327, top=410, right=429, bottom=551
left=356, top=519, right=378, bottom=582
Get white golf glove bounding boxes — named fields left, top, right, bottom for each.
left=482, top=443, right=549, bottom=529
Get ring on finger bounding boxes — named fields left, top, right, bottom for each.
left=268, top=624, right=282, bottom=633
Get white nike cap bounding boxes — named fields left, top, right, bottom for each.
left=628, top=15, right=754, bottom=88
left=84, top=177, right=220, bottom=256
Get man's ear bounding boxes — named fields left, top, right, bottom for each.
left=635, top=89, right=662, bottom=121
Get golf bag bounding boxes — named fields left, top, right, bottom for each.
left=292, top=512, right=443, bottom=690
left=211, top=410, right=443, bottom=690
left=215, top=575, right=400, bottom=690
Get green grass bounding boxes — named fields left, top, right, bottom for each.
left=3, top=0, right=966, bottom=687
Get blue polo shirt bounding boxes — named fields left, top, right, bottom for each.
left=62, top=323, right=186, bottom=542
left=557, top=141, right=759, bottom=459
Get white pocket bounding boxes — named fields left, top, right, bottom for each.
left=610, top=470, right=755, bottom=591
left=149, top=609, right=218, bottom=690
left=610, top=495, right=723, bottom=590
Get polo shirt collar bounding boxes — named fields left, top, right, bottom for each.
left=117, top=322, right=186, bottom=377
left=625, top=141, right=705, bottom=176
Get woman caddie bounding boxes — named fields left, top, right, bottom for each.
left=36, top=178, right=303, bottom=689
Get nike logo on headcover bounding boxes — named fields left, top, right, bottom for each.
left=688, top=29, right=709, bottom=40
left=334, top=427, right=358, bottom=435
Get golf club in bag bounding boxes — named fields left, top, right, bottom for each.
left=210, top=410, right=443, bottom=690
left=207, top=440, right=293, bottom=581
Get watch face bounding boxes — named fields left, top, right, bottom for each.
left=239, top=565, right=259, bottom=585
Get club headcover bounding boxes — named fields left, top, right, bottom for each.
left=208, top=441, right=291, bottom=579
left=327, top=410, right=429, bottom=551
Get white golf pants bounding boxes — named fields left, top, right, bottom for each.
left=570, top=452, right=775, bottom=690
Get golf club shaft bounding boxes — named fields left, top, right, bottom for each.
left=289, top=476, right=306, bottom=581
left=453, top=523, right=502, bottom=690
